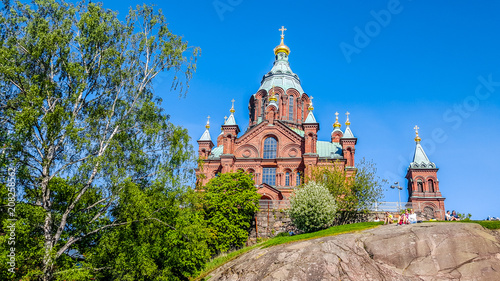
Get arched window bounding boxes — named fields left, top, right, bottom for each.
left=288, top=95, right=294, bottom=121
left=428, top=179, right=435, bottom=193
left=263, top=137, right=277, bottom=159
left=285, top=172, right=290, bottom=186
left=262, top=167, right=276, bottom=186
left=296, top=172, right=301, bottom=186
left=417, top=180, right=423, bottom=192
left=247, top=169, right=255, bottom=182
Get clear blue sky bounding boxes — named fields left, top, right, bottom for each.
left=97, top=0, right=500, bottom=219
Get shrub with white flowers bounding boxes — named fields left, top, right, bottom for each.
left=288, top=181, right=337, bottom=233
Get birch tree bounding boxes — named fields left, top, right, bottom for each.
left=0, top=0, right=199, bottom=279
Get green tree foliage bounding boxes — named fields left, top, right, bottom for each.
left=288, top=181, right=337, bottom=233
left=309, top=159, right=385, bottom=225
left=202, top=171, right=260, bottom=255
left=90, top=188, right=210, bottom=281
left=0, top=0, right=201, bottom=280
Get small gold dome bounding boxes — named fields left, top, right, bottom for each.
left=345, top=111, right=351, bottom=126
left=205, top=116, right=210, bottom=129
left=333, top=112, right=341, bottom=128
left=269, top=92, right=277, bottom=102
left=414, top=125, right=421, bottom=142
left=274, top=38, right=290, bottom=55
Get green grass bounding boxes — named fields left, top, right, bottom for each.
left=192, top=222, right=382, bottom=280
left=472, top=220, right=500, bottom=229
left=261, top=221, right=382, bottom=248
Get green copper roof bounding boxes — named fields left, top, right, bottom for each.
left=207, top=142, right=342, bottom=160
left=225, top=112, right=237, bottom=125
left=199, top=128, right=212, bottom=141
left=258, top=51, right=304, bottom=94
left=316, top=141, right=343, bottom=159
left=343, top=126, right=355, bottom=138
left=208, top=145, right=223, bottom=159
left=410, top=142, right=436, bottom=169
left=290, top=127, right=305, bottom=137
left=304, top=111, right=317, bottom=123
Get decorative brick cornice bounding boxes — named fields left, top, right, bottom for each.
left=236, top=120, right=303, bottom=145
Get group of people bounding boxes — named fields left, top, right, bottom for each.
left=445, top=210, right=460, bottom=221
left=378, top=209, right=464, bottom=224
left=382, top=209, right=418, bottom=225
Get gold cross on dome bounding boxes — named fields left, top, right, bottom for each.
left=231, top=99, right=235, bottom=106
left=414, top=125, right=419, bottom=135
left=224, top=116, right=227, bottom=122
left=279, top=26, right=287, bottom=38
left=335, top=111, right=339, bottom=120
left=346, top=111, right=350, bottom=117
left=207, top=115, right=210, bottom=121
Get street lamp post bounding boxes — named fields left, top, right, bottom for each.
left=390, top=182, right=403, bottom=211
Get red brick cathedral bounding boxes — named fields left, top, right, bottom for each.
left=196, top=27, right=446, bottom=217
left=196, top=27, right=357, bottom=201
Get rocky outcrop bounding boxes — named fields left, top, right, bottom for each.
left=208, top=223, right=500, bottom=280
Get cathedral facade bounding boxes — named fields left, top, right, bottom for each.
left=196, top=28, right=357, bottom=201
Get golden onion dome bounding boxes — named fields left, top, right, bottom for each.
left=269, top=92, right=277, bottom=102
left=274, top=37, right=290, bottom=55
left=274, top=26, right=290, bottom=55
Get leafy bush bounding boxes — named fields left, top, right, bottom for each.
left=309, top=159, right=385, bottom=225
left=288, top=181, right=337, bottom=233
left=202, top=171, right=260, bottom=255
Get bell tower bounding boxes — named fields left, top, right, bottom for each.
left=405, top=126, right=446, bottom=220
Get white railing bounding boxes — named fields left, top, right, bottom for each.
left=368, top=202, right=413, bottom=212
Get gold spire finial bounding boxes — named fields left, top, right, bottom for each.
left=274, top=26, right=290, bottom=55
left=345, top=111, right=351, bottom=126
left=414, top=125, right=421, bottom=142
left=230, top=99, right=235, bottom=113
left=333, top=111, right=341, bottom=128
left=205, top=115, right=210, bottom=129
left=269, top=86, right=277, bottom=102
left=308, top=96, right=314, bottom=110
